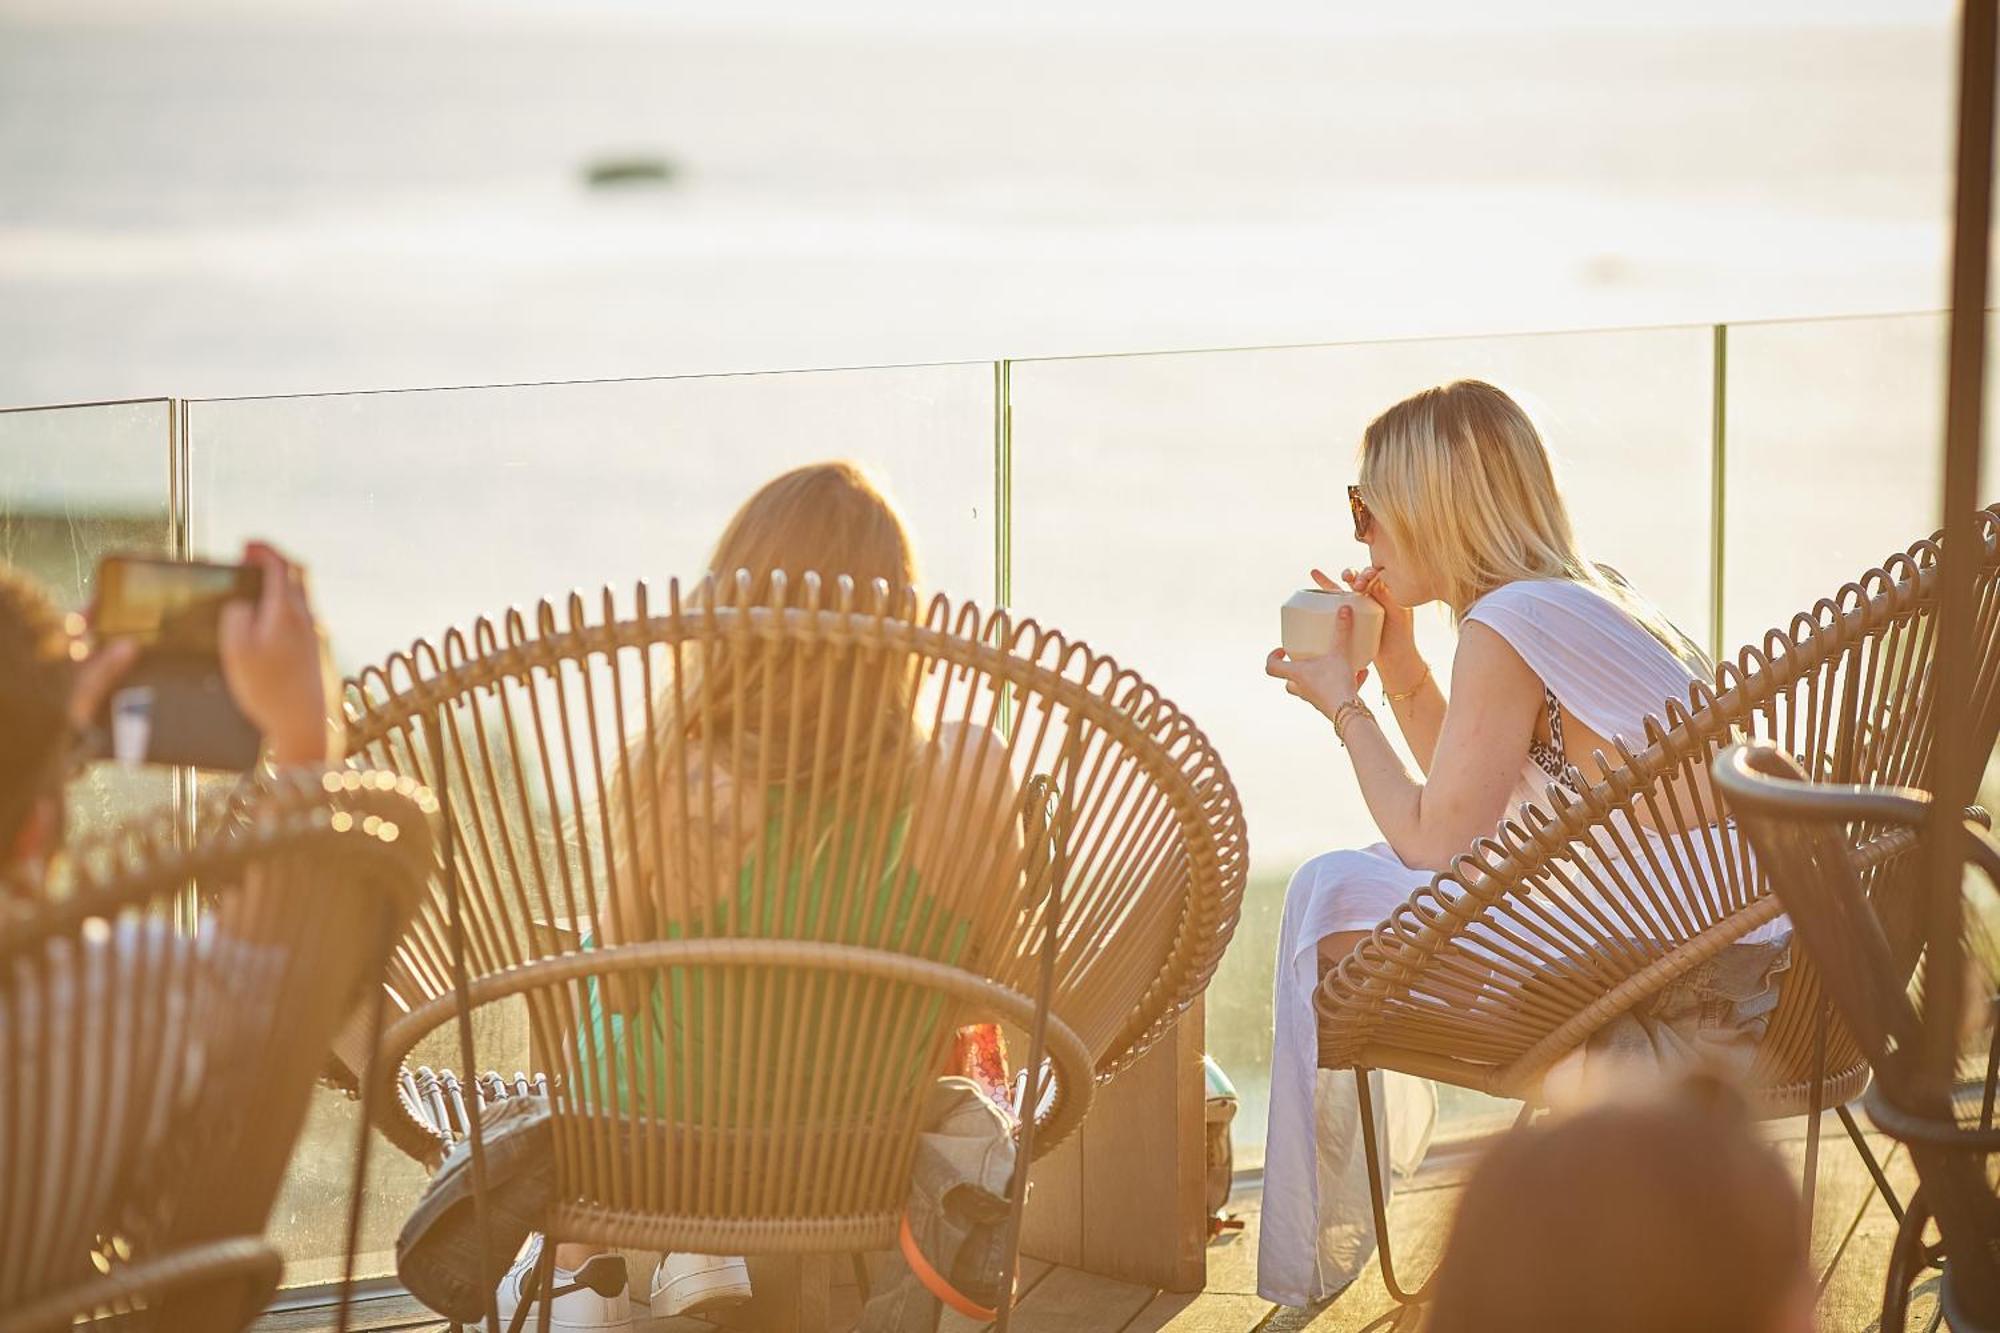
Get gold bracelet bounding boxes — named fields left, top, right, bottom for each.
left=1383, top=664, right=1432, bottom=704
left=1331, top=697, right=1375, bottom=747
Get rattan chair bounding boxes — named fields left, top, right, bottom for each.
left=1715, top=741, right=2000, bottom=1332
left=337, top=574, right=1248, bottom=1329
left=0, top=769, right=436, bottom=1331
left=0, top=1237, right=282, bottom=1333
left=1316, top=507, right=2000, bottom=1305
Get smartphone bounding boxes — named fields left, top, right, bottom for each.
left=90, top=555, right=266, bottom=771
left=94, top=556, right=263, bottom=654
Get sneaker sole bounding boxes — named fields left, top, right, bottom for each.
left=496, top=1312, right=634, bottom=1333
left=653, top=1270, right=754, bottom=1318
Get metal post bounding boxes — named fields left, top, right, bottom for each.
left=169, top=399, right=200, bottom=929
left=1920, top=0, right=2000, bottom=1319
left=993, top=359, right=1013, bottom=614
left=1709, top=324, right=1728, bottom=665
left=1923, top=0, right=1995, bottom=1105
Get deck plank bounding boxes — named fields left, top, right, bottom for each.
left=1796, top=1126, right=1941, bottom=1333
left=1201, top=1188, right=1262, bottom=1298
left=995, top=1265, right=1156, bottom=1332
left=937, top=1257, right=1055, bottom=1333
left=1120, top=1291, right=1275, bottom=1331
left=1265, top=1168, right=1461, bottom=1333
left=254, top=1111, right=1941, bottom=1333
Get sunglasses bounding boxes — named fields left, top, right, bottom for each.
left=1348, top=485, right=1374, bottom=543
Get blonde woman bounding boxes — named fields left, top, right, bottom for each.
left=498, top=462, right=1014, bottom=1330
left=1255, top=382, right=1776, bottom=1306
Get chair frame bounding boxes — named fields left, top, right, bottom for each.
left=336, top=577, right=1248, bottom=1330
left=1716, top=741, right=2000, bottom=1331
left=0, top=1236, right=283, bottom=1333
left=0, top=769, right=434, bottom=1332
left=1316, top=509, right=2000, bottom=1308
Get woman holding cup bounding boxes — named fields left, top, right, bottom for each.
left=1257, top=381, right=1724, bottom=1307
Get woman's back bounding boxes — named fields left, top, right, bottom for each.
left=582, top=722, right=1014, bottom=1123
left=1462, top=576, right=1703, bottom=802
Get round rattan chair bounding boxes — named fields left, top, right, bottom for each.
left=0, top=769, right=435, bottom=1331
left=0, top=1237, right=282, bottom=1333
left=1316, top=507, right=2000, bottom=1305
left=337, top=573, right=1247, bottom=1327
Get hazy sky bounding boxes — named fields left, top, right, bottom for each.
left=0, top=0, right=1959, bottom=30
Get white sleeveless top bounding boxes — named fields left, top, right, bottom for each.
left=1462, top=577, right=1788, bottom=947
left=1464, top=577, right=1700, bottom=808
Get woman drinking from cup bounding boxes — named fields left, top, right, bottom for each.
left=1255, top=380, right=1747, bottom=1307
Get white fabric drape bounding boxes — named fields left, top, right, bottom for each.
left=1258, top=577, right=1778, bottom=1306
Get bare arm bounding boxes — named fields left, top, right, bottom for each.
left=1328, top=564, right=1446, bottom=772
left=1378, top=661, right=1447, bottom=774
left=909, top=721, right=1022, bottom=900
left=1268, top=616, right=1543, bottom=873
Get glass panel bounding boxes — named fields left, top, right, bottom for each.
left=1008, top=329, right=1715, bottom=1160
left=1723, top=314, right=1944, bottom=648
left=1722, top=312, right=2000, bottom=645
left=0, top=400, right=175, bottom=838
left=187, top=364, right=996, bottom=1282
left=1723, top=310, right=2000, bottom=820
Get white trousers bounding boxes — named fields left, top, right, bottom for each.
left=1257, top=846, right=1438, bottom=1307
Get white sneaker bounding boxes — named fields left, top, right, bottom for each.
left=495, top=1236, right=634, bottom=1332
left=650, top=1252, right=753, bottom=1317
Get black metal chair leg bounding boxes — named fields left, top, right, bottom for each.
left=503, top=1254, right=540, bottom=1333
left=995, top=770, right=1071, bottom=1333
left=1882, top=1188, right=1937, bottom=1332
left=1983, top=996, right=2000, bottom=1131
left=1802, top=1002, right=1830, bottom=1238
left=1837, top=1101, right=1906, bottom=1222
left=1354, top=1068, right=1429, bottom=1307
left=1352, top=1071, right=1537, bottom=1309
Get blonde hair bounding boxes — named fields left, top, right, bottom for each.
left=1358, top=380, right=1709, bottom=672
left=603, top=461, right=925, bottom=934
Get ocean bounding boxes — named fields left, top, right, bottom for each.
left=0, top=5, right=1960, bottom=405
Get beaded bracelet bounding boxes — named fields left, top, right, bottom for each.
left=1331, top=697, right=1375, bottom=747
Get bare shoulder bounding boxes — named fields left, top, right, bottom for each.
left=928, top=721, right=1018, bottom=798
left=1450, top=620, right=1542, bottom=699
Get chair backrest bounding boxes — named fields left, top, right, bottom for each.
left=1711, top=744, right=1937, bottom=1075
left=0, top=1236, right=283, bottom=1333
left=373, top=937, right=1097, bottom=1255
left=1319, top=507, right=2000, bottom=1095
left=0, top=770, right=434, bottom=1320
left=1715, top=740, right=2000, bottom=1317
left=342, top=576, right=1247, bottom=1158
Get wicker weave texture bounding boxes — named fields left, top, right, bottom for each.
left=0, top=771, right=434, bottom=1322
left=0, top=1236, right=282, bottom=1333
left=340, top=575, right=1247, bottom=1222
left=1317, top=508, right=2000, bottom=1108
left=373, top=937, right=1097, bottom=1254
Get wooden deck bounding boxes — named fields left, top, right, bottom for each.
left=259, top=1109, right=1939, bottom=1333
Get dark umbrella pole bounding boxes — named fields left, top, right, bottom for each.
left=1920, top=0, right=2000, bottom=1319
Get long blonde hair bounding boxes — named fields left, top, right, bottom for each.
left=603, top=461, right=925, bottom=935
left=1358, top=380, right=1709, bottom=673
left=681, top=460, right=923, bottom=784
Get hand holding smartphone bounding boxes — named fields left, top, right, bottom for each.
left=89, top=554, right=267, bottom=770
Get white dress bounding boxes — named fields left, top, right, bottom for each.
left=1257, top=577, right=1788, bottom=1307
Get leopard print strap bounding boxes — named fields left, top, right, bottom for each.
left=1527, top=688, right=1577, bottom=790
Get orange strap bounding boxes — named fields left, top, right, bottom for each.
left=898, top=1213, right=999, bottom=1322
